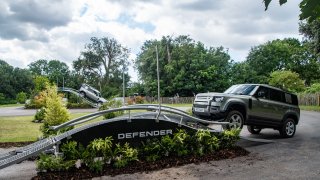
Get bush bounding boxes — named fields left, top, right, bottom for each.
left=113, top=143, right=138, bottom=168
left=99, top=99, right=123, bottom=119
left=36, top=154, right=75, bottom=172
left=87, top=137, right=113, bottom=161
left=67, top=102, right=93, bottom=109
left=172, top=129, right=190, bottom=156
left=16, top=92, right=27, bottom=104
left=33, top=107, right=46, bottom=123
left=141, top=139, right=162, bottom=162
left=305, top=83, right=320, bottom=93
left=40, top=84, right=71, bottom=137
left=135, top=96, right=144, bottom=104
left=219, top=128, right=241, bottom=149
left=61, top=141, right=82, bottom=160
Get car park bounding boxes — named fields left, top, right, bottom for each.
left=192, top=84, right=300, bottom=138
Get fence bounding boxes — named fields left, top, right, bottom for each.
left=298, top=93, right=320, bottom=106
left=143, top=94, right=320, bottom=106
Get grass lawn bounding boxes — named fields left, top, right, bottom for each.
left=161, top=103, right=192, bottom=108
left=0, top=104, right=24, bottom=108
left=0, top=113, right=91, bottom=143
left=300, top=105, right=320, bottom=112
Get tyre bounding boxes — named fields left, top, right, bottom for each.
left=222, top=110, right=244, bottom=130
left=247, top=125, right=262, bottom=134
left=279, top=118, right=296, bottom=138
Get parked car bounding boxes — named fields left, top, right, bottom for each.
left=79, top=84, right=107, bottom=105
left=192, top=84, right=300, bottom=138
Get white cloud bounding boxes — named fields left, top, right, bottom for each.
left=0, top=0, right=302, bottom=82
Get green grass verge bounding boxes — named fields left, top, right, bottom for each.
left=0, top=113, right=91, bottom=143
left=300, top=105, right=320, bottom=112
left=0, top=104, right=24, bottom=108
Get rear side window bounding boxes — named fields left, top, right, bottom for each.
left=270, top=89, right=283, bottom=102
left=292, top=95, right=298, bottom=105
left=284, top=93, right=292, bottom=104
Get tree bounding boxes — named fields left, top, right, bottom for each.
left=246, top=38, right=319, bottom=84
left=263, top=0, right=320, bottom=22
left=299, top=19, right=320, bottom=55
left=269, top=70, right=305, bottom=93
left=0, top=60, right=34, bottom=99
left=305, top=83, right=320, bottom=93
left=135, top=35, right=232, bottom=96
left=41, top=84, right=70, bottom=137
left=28, top=59, right=71, bottom=87
left=74, top=37, right=130, bottom=98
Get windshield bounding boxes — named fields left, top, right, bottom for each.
left=224, top=85, right=256, bottom=95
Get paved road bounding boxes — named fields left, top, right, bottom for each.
left=0, top=111, right=320, bottom=179
left=0, top=106, right=98, bottom=116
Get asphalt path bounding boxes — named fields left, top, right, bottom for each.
left=0, top=110, right=320, bottom=179
left=0, top=106, right=98, bottom=116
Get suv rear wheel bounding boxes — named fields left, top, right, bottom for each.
left=247, top=125, right=262, bottom=134
left=279, top=118, right=296, bottom=138
left=223, top=110, right=244, bottom=130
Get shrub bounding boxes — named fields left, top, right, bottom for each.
left=135, top=96, right=144, bottom=104
left=160, top=135, right=175, bottom=157
left=219, top=128, right=241, bottom=149
left=86, top=159, right=104, bottom=173
left=33, top=107, right=46, bottom=123
left=172, top=129, right=190, bottom=156
left=87, top=137, right=113, bottom=161
left=16, top=92, right=27, bottom=104
left=305, top=83, right=320, bottom=93
left=61, top=141, right=82, bottom=160
left=141, top=139, right=162, bottom=162
left=192, top=129, right=219, bottom=156
left=40, top=84, right=70, bottom=137
left=113, top=143, right=138, bottom=168
left=99, top=99, right=123, bottom=119
left=67, top=102, right=92, bottom=109
left=36, top=154, right=75, bottom=172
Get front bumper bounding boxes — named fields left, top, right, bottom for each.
left=192, top=104, right=226, bottom=120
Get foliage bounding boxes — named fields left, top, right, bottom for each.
left=40, top=84, right=70, bottom=137
left=135, top=35, right=232, bottom=96
left=113, top=143, right=138, bottom=168
left=141, top=139, right=162, bottom=162
left=66, top=102, right=93, bottom=109
left=160, top=135, right=175, bottom=157
left=0, top=60, right=34, bottom=100
left=86, top=159, right=104, bottom=173
left=299, top=19, right=320, bottom=56
left=61, top=141, right=82, bottom=160
left=264, top=0, right=320, bottom=22
left=246, top=38, right=319, bottom=85
left=34, top=107, right=46, bottom=122
left=192, top=130, right=220, bottom=156
left=98, top=99, right=123, bottom=119
left=269, top=70, right=305, bottom=93
left=36, top=154, right=75, bottom=172
left=33, top=76, right=50, bottom=94
left=305, top=83, right=320, bottom=93
left=87, top=137, right=113, bottom=161
left=219, top=128, right=241, bottom=149
left=16, top=92, right=27, bottom=104
left=172, top=129, right=190, bottom=156
left=135, top=96, right=144, bottom=104
left=73, top=37, right=130, bottom=98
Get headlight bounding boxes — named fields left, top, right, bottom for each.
left=213, top=96, right=224, bottom=102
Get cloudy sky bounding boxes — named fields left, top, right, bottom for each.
left=0, top=0, right=301, bottom=81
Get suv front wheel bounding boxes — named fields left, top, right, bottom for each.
left=223, top=110, right=244, bottom=130
left=279, top=118, right=296, bottom=138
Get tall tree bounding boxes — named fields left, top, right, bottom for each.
left=0, top=60, right=34, bottom=99
left=299, top=19, right=320, bottom=55
left=74, top=37, right=130, bottom=97
left=135, top=35, right=232, bottom=96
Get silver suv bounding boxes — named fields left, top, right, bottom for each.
left=192, top=84, right=300, bottom=138
left=79, top=84, right=107, bottom=105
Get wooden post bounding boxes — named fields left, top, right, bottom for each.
left=318, top=95, right=320, bottom=106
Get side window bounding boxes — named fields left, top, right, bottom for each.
left=255, top=86, right=269, bottom=99
left=292, top=95, right=298, bottom=105
left=270, top=89, right=283, bottom=102
left=284, top=93, right=292, bottom=104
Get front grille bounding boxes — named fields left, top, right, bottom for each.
left=193, top=104, right=208, bottom=108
